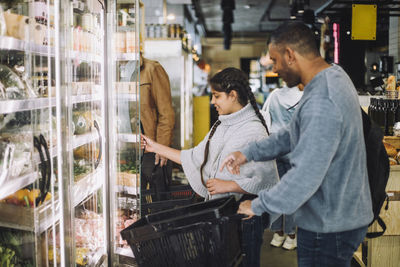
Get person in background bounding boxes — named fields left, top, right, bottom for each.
left=221, top=22, right=373, bottom=267
left=262, top=83, right=303, bottom=250
left=136, top=54, right=175, bottom=202
left=141, top=67, right=279, bottom=267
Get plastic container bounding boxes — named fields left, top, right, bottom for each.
left=121, top=196, right=242, bottom=267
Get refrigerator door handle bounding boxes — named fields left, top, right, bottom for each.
left=94, top=120, right=102, bottom=169
left=39, top=134, right=51, bottom=204
left=34, top=136, right=47, bottom=206
left=0, top=143, right=15, bottom=186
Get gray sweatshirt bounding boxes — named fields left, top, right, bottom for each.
left=242, top=65, right=373, bottom=233
left=181, top=104, right=279, bottom=200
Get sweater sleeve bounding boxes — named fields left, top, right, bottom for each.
left=180, top=133, right=209, bottom=197
left=241, top=124, right=291, bottom=162
left=251, top=98, right=343, bottom=216
left=215, top=124, right=279, bottom=195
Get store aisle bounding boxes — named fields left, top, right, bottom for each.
left=260, top=230, right=297, bottom=267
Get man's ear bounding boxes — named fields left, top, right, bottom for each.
left=285, top=47, right=296, bottom=65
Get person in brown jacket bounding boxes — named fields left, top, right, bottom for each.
left=135, top=54, right=175, bottom=205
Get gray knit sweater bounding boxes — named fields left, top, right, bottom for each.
left=181, top=104, right=279, bottom=200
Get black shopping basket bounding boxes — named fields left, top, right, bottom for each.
left=141, top=184, right=198, bottom=216
left=121, top=196, right=243, bottom=267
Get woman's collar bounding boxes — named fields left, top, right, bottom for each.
left=218, top=103, right=257, bottom=126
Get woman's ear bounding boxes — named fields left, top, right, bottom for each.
left=229, top=90, right=238, bottom=101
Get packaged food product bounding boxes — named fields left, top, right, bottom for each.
left=387, top=75, right=396, bottom=91
left=0, top=6, right=6, bottom=36
left=0, top=64, right=29, bottom=99
left=383, top=142, right=397, bottom=157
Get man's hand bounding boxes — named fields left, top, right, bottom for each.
left=237, top=200, right=255, bottom=219
left=206, top=178, right=233, bottom=195
left=220, top=151, right=248, bottom=175
left=155, top=154, right=168, bottom=167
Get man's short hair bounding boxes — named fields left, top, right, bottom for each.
left=269, top=22, right=319, bottom=57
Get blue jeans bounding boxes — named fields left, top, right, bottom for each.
left=270, top=213, right=296, bottom=235
left=271, top=157, right=296, bottom=234
left=297, top=226, right=368, bottom=267
left=241, top=213, right=269, bottom=267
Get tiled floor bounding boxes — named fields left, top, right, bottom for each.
left=260, top=230, right=361, bottom=267
left=260, top=230, right=297, bottom=267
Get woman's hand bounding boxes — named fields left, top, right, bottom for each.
left=206, top=178, right=234, bottom=195
left=141, top=135, right=157, bottom=153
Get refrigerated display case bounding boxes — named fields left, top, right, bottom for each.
left=0, top=0, right=141, bottom=266
left=107, top=0, right=141, bottom=265
left=0, top=1, right=60, bottom=266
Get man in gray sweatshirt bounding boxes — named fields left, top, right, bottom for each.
left=221, top=22, right=373, bottom=266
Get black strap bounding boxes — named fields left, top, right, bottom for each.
left=286, top=101, right=300, bottom=111
left=366, top=216, right=387, bottom=238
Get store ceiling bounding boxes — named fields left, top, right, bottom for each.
left=194, top=0, right=327, bottom=37
left=191, top=0, right=400, bottom=38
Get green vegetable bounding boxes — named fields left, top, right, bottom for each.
left=0, top=246, right=16, bottom=267
left=23, top=196, right=30, bottom=208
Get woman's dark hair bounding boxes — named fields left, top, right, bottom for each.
left=200, top=67, right=269, bottom=187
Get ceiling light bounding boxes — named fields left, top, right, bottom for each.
left=290, top=2, right=297, bottom=19
left=167, top=14, right=176, bottom=21
left=297, top=0, right=304, bottom=13
left=346, top=31, right=351, bottom=35
left=243, top=4, right=250, bottom=9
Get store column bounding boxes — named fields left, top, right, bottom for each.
left=389, top=17, right=400, bottom=65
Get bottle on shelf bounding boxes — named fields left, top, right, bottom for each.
left=386, top=100, right=397, bottom=136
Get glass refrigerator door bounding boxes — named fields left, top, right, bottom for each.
left=0, top=0, right=59, bottom=266
left=107, top=0, right=140, bottom=264
left=57, top=0, right=107, bottom=266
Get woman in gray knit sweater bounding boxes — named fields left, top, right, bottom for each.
left=141, top=67, right=279, bottom=267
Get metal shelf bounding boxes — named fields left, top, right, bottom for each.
left=0, top=36, right=54, bottom=56
left=73, top=166, right=104, bottom=207
left=0, top=172, right=38, bottom=200
left=115, top=247, right=134, bottom=258
left=0, top=93, right=101, bottom=114
left=0, top=193, right=61, bottom=233
left=118, top=133, right=138, bottom=143
left=0, top=98, right=54, bottom=114
left=88, top=249, right=107, bottom=266
left=71, top=93, right=102, bottom=104
left=0, top=169, right=104, bottom=233
left=38, top=198, right=62, bottom=233
left=72, top=131, right=100, bottom=150
left=0, top=36, right=102, bottom=63
left=32, top=145, right=57, bottom=165
left=116, top=185, right=138, bottom=195
left=116, top=93, right=137, bottom=101
left=116, top=53, right=138, bottom=61
left=70, top=50, right=102, bottom=63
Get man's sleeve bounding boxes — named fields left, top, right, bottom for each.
left=240, top=124, right=291, bottom=162
left=250, top=98, right=342, bottom=217
left=151, top=64, right=175, bottom=146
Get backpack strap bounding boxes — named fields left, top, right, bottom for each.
left=366, top=216, right=387, bottom=238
